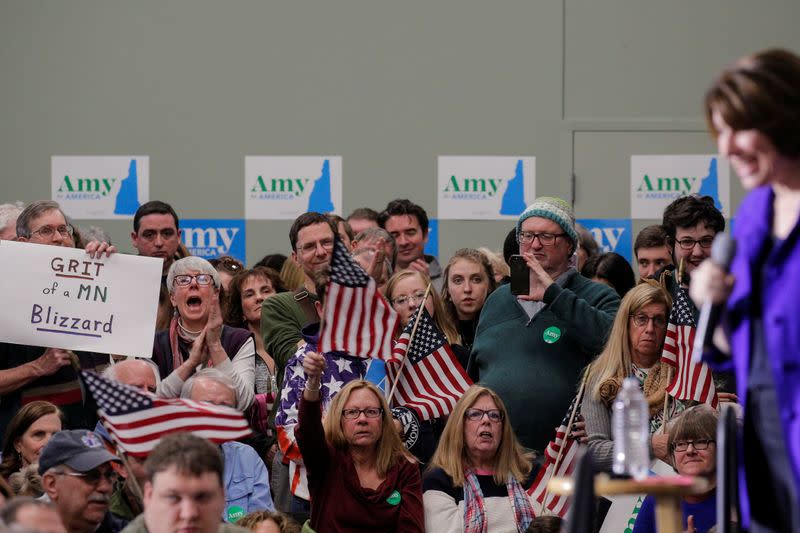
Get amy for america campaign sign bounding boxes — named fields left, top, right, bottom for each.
left=0, top=241, right=162, bottom=357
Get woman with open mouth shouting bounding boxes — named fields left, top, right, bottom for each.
left=152, top=256, right=255, bottom=411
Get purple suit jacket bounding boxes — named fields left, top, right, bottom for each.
left=716, top=185, right=800, bottom=525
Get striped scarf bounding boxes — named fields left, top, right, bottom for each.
left=463, top=469, right=534, bottom=533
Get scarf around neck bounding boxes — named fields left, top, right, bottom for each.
left=463, top=468, right=534, bottom=533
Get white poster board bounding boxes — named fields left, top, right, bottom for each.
left=0, top=241, right=162, bottom=357
left=437, top=156, right=535, bottom=220
left=630, top=155, right=730, bottom=219
left=245, top=156, right=342, bottom=219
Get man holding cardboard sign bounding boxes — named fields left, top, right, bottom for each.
left=0, top=201, right=117, bottom=431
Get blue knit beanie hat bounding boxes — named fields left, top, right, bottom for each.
left=516, top=196, right=578, bottom=246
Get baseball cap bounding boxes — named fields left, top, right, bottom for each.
left=38, top=430, right=120, bottom=476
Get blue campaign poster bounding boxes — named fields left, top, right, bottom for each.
left=424, top=218, right=439, bottom=258
left=180, top=219, right=247, bottom=263
left=576, top=218, right=633, bottom=264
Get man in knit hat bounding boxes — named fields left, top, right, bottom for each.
left=471, top=196, right=620, bottom=452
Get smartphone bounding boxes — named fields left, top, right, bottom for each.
left=509, top=254, right=530, bottom=296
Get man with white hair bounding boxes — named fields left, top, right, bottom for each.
left=181, top=369, right=274, bottom=522
left=103, top=359, right=160, bottom=394
left=99, top=359, right=161, bottom=529
left=0, top=201, right=24, bottom=240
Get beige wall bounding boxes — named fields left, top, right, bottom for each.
left=1, top=1, right=798, bottom=263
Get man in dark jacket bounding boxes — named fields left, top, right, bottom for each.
left=472, top=196, right=620, bottom=452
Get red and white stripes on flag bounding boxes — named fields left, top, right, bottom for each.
left=662, top=323, right=718, bottom=408
left=387, top=308, right=471, bottom=421
left=527, top=398, right=583, bottom=517
left=318, top=237, right=399, bottom=358
left=81, top=371, right=251, bottom=457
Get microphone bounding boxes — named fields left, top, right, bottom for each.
left=692, top=233, right=736, bottom=364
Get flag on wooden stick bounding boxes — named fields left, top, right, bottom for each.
left=386, top=307, right=471, bottom=420
left=528, top=392, right=584, bottom=517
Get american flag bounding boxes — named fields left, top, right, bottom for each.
left=387, top=307, right=471, bottom=421
left=661, top=287, right=718, bottom=407
left=528, top=395, right=583, bottom=517
left=318, top=237, right=399, bottom=358
left=81, top=371, right=251, bottom=457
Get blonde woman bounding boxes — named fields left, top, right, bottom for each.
left=423, top=385, right=535, bottom=533
left=295, top=352, right=424, bottom=532
left=384, top=269, right=465, bottom=464
left=441, top=249, right=497, bottom=356
left=385, top=269, right=461, bottom=346
left=580, top=281, right=676, bottom=471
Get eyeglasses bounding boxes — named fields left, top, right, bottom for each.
left=676, top=237, right=714, bottom=250
left=673, top=439, right=715, bottom=452
left=173, top=274, right=215, bottom=287
left=629, top=314, right=668, bottom=329
left=518, top=231, right=565, bottom=246
left=342, top=407, right=383, bottom=419
left=465, top=408, right=504, bottom=423
left=54, top=468, right=119, bottom=486
left=297, top=238, right=335, bottom=255
left=31, top=225, right=74, bottom=239
left=392, top=291, right=426, bottom=307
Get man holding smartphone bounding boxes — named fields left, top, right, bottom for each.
left=471, top=196, right=620, bottom=453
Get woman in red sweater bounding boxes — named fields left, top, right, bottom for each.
left=295, top=351, right=424, bottom=533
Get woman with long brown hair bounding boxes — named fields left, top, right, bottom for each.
left=0, top=401, right=63, bottom=481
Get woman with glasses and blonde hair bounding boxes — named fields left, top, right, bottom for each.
left=581, top=281, right=676, bottom=472
left=423, top=385, right=536, bottom=533
left=295, top=351, right=424, bottom=532
left=385, top=270, right=460, bottom=344
left=384, top=269, right=465, bottom=465
left=152, top=256, right=255, bottom=411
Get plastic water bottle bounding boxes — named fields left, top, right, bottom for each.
left=611, top=377, right=649, bottom=480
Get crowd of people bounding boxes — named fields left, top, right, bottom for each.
left=0, top=47, right=798, bottom=533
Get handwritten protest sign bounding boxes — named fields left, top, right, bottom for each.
left=0, top=241, right=162, bottom=357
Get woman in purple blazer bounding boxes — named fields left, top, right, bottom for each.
left=693, top=48, right=800, bottom=533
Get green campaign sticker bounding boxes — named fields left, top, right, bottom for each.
left=386, top=490, right=402, bottom=506
left=227, top=505, right=245, bottom=522
left=543, top=326, right=562, bottom=344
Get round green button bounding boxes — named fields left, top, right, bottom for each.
left=543, top=326, right=562, bottom=344
left=386, top=490, right=401, bottom=506
left=227, top=505, right=244, bottom=522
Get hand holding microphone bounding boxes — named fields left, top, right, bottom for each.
left=690, top=233, right=737, bottom=363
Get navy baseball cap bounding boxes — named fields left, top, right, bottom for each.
left=38, top=430, right=120, bottom=476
